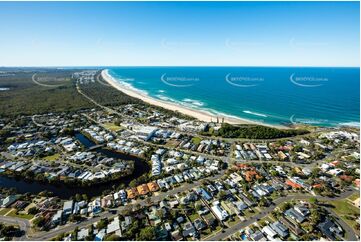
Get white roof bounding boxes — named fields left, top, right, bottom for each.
left=262, top=226, right=277, bottom=238
left=107, top=217, right=121, bottom=234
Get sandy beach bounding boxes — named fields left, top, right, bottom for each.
left=101, top=69, right=283, bottom=128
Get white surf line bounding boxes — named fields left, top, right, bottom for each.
left=31, top=73, right=65, bottom=87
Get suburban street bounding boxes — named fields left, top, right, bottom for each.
left=28, top=171, right=226, bottom=241
left=17, top=186, right=356, bottom=241
left=0, top=215, right=30, bottom=241
left=208, top=188, right=358, bottom=241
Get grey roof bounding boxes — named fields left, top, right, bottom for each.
left=250, top=230, right=266, bottom=241
left=270, top=221, right=289, bottom=238
left=52, top=210, right=62, bottom=223
left=194, top=219, right=206, bottom=230
left=294, top=205, right=310, bottom=216
left=182, top=222, right=196, bottom=237
left=234, top=200, right=248, bottom=211
left=284, top=208, right=305, bottom=223
left=318, top=219, right=343, bottom=241
left=63, top=200, right=74, bottom=211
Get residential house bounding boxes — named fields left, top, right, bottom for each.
left=182, top=222, right=197, bottom=238
left=194, top=219, right=206, bottom=231
left=211, top=202, right=229, bottom=221
left=318, top=219, right=343, bottom=241
left=0, top=195, right=18, bottom=208
left=279, top=217, right=303, bottom=236
left=270, top=221, right=289, bottom=238
left=137, top=184, right=149, bottom=196
left=261, top=225, right=277, bottom=240
left=51, top=210, right=63, bottom=226
left=249, top=230, right=267, bottom=241
left=284, top=208, right=306, bottom=223
left=63, top=200, right=74, bottom=216
left=147, top=182, right=159, bottom=192
left=171, top=230, right=183, bottom=241
left=107, top=217, right=122, bottom=237
left=77, top=228, right=89, bottom=240
left=126, top=188, right=139, bottom=199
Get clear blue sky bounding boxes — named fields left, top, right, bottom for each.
left=0, top=1, right=359, bottom=67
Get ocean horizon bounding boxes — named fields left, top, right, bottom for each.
left=107, top=67, right=360, bottom=127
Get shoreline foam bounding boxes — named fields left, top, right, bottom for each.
left=101, top=69, right=287, bottom=129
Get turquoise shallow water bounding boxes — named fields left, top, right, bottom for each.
left=107, top=67, right=360, bottom=127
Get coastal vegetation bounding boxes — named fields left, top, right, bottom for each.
left=79, top=72, right=143, bottom=106
left=205, top=123, right=309, bottom=139
left=0, top=69, right=94, bottom=117
left=0, top=223, right=22, bottom=240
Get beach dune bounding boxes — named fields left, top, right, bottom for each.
left=101, top=69, right=281, bottom=127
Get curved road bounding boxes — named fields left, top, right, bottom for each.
left=0, top=215, right=30, bottom=241
left=31, top=74, right=65, bottom=88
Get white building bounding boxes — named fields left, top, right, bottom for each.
left=211, top=203, right=229, bottom=221
left=133, top=125, right=158, bottom=141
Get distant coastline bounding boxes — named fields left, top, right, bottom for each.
left=101, top=69, right=285, bottom=128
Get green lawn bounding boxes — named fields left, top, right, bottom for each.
left=257, top=215, right=274, bottom=226
left=103, top=122, right=124, bottom=132
left=191, top=137, right=202, bottom=145
left=347, top=192, right=359, bottom=202
left=7, top=210, right=34, bottom=220
left=43, top=153, right=60, bottom=161
left=188, top=212, right=200, bottom=221
left=242, top=209, right=256, bottom=218
left=329, top=199, right=360, bottom=231
left=330, top=199, right=359, bottom=215
left=227, top=216, right=240, bottom=226
left=0, top=208, right=11, bottom=216
left=201, top=228, right=212, bottom=236
left=201, top=225, right=222, bottom=240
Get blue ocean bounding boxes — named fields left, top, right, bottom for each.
left=107, top=67, right=360, bottom=127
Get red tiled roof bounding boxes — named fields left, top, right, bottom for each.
left=137, top=184, right=149, bottom=195
left=126, top=188, right=139, bottom=199
left=339, top=175, right=353, bottom=182
left=285, top=180, right=302, bottom=189
left=312, top=184, right=322, bottom=188
left=147, top=182, right=159, bottom=192
left=244, top=170, right=261, bottom=182
left=329, top=160, right=340, bottom=167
